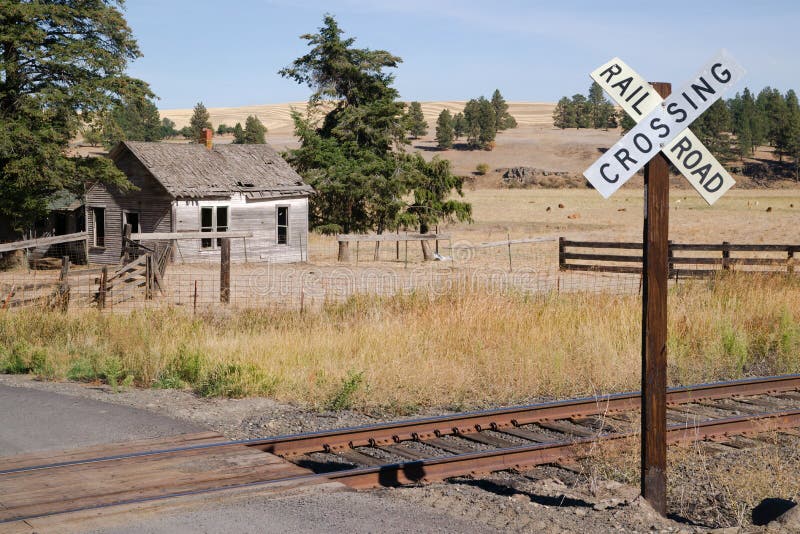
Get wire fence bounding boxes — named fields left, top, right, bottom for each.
left=0, top=233, right=794, bottom=312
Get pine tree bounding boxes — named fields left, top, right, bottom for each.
left=160, top=118, right=178, bottom=139
left=552, top=97, right=573, bottom=129
left=453, top=112, right=467, bottom=139
left=405, top=102, right=428, bottom=139
left=588, top=82, right=607, bottom=128
left=101, top=95, right=164, bottom=147
left=189, top=102, right=212, bottom=142
left=280, top=15, right=469, bottom=260
left=618, top=109, right=636, bottom=133
left=435, top=109, right=455, bottom=149
left=232, top=123, right=244, bottom=144
left=0, top=0, right=148, bottom=234
left=784, top=90, right=800, bottom=181
left=234, top=115, right=267, bottom=144
left=463, top=97, right=497, bottom=149
left=571, top=94, right=590, bottom=129
left=491, top=89, right=517, bottom=130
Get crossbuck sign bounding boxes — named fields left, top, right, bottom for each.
left=584, top=50, right=745, bottom=204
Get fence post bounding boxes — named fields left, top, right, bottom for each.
left=193, top=280, right=198, bottom=314
left=58, top=256, right=70, bottom=311
left=337, top=240, right=350, bottom=262
left=220, top=238, right=231, bottom=304
left=558, top=237, right=565, bottom=271
left=788, top=247, right=795, bottom=275
left=99, top=266, right=107, bottom=310
left=144, top=253, right=153, bottom=300
left=722, top=241, right=731, bottom=271
left=507, top=232, right=513, bottom=272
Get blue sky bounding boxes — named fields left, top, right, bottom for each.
left=123, top=0, right=800, bottom=109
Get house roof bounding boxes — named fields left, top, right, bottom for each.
left=109, top=141, right=313, bottom=199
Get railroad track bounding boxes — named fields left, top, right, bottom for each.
left=3, top=374, right=800, bottom=524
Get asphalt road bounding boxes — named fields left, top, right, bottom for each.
left=0, top=383, right=494, bottom=534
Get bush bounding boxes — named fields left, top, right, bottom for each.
left=476, top=163, right=490, bottom=175
left=327, top=370, right=365, bottom=411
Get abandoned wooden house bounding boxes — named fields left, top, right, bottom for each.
left=86, top=134, right=313, bottom=265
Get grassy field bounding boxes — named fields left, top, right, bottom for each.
left=1, top=274, right=798, bottom=412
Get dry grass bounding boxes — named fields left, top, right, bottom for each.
left=0, top=274, right=798, bottom=412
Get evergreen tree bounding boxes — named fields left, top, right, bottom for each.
left=232, top=123, right=244, bottom=143
left=404, top=155, right=472, bottom=260
left=491, top=89, right=517, bottom=130
left=453, top=112, right=467, bottom=139
left=618, top=109, right=636, bottom=133
left=571, top=94, right=591, bottom=129
left=101, top=94, right=163, bottom=147
left=405, top=101, right=428, bottom=139
left=435, top=109, right=455, bottom=149
left=160, top=118, right=178, bottom=139
left=0, top=0, right=147, bottom=234
left=189, top=102, right=212, bottom=142
left=784, top=90, right=800, bottom=181
left=280, top=16, right=470, bottom=260
left=552, top=97, right=573, bottom=129
left=587, top=82, right=606, bottom=128
left=463, top=97, right=497, bottom=149
left=216, top=124, right=228, bottom=135
left=233, top=115, right=267, bottom=144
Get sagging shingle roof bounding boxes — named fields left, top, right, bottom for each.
left=109, top=141, right=313, bottom=199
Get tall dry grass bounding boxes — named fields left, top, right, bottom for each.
left=0, top=274, right=798, bottom=412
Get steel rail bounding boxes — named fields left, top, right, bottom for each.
left=330, top=408, right=800, bottom=489
left=3, top=374, right=799, bottom=477
left=3, top=407, right=799, bottom=525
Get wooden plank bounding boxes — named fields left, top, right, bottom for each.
left=336, top=233, right=450, bottom=243
left=560, top=240, right=643, bottom=249
left=0, top=432, right=224, bottom=472
left=670, top=243, right=795, bottom=252
left=0, top=232, right=88, bottom=253
left=454, top=236, right=557, bottom=250
left=670, top=257, right=790, bottom=266
left=563, top=252, right=643, bottom=263
left=561, top=263, right=642, bottom=274
left=640, top=81, right=670, bottom=516
left=130, top=231, right=252, bottom=241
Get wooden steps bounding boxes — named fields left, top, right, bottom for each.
left=0, top=432, right=339, bottom=532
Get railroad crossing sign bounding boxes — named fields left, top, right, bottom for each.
left=584, top=50, right=745, bottom=203
left=581, top=50, right=746, bottom=517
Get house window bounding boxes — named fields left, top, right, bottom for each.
left=123, top=211, right=140, bottom=235
left=277, top=206, right=288, bottom=245
left=92, top=207, right=105, bottom=248
left=200, top=206, right=229, bottom=249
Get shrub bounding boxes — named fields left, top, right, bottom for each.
left=476, top=163, right=490, bottom=175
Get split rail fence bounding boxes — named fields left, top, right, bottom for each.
left=559, top=238, right=798, bottom=278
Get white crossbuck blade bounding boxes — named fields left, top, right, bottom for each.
left=583, top=50, right=745, bottom=204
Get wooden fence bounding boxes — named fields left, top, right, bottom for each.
left=559, top=238, right=797, bottom=277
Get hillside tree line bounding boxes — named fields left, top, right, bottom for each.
left=554, top=82, right=800, bottom=180
left=434, top=90, right=517, bottom=150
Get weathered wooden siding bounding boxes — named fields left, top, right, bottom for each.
left=86, top=151, right=173, bottom=264
left=172, top=195, right=308, bottom=264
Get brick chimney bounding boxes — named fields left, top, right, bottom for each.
left=201, top=127, right=213, bottom=150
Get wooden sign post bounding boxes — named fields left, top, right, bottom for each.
left=641, top=82, right=670, bottom=514
left=582, top=51, right=745, bottom=515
